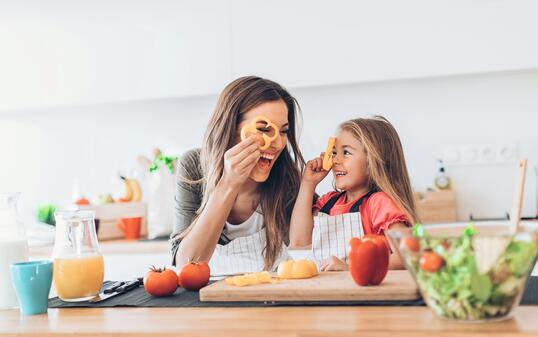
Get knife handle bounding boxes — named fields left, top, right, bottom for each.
left=115, top=279, right=142, bottom=293
left=104, top=281, right=125, bottom=294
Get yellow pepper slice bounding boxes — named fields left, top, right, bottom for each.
left=240, top=116, right=279, bottom=150
left=225, top=271, right=279, bottom=287
left=322, top=137, right=336, bottom=171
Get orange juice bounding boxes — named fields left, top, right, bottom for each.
left=53, top=254, right=104, bottom=301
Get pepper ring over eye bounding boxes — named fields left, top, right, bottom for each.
left=240, top=116, right=279, bottom=150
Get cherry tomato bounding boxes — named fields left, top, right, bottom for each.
left=143, top=266, right=178, bottom=297
left=419, top=251, right=444, bottom=272
left=178, top=261, right=210, bottom=291
left=401, top=237, right=420, bottom=252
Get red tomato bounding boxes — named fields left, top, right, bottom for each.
left=419, top=251, right=444, bottom=272
left=143, top=266, right=178, bottom=297
left=401, top=237, right=420, bottom=252
left=349, top=235, right=390, bottom=286
left=178, top=261, right=210, bottom=291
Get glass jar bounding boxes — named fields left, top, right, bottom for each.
left=0, top=192, right=29, bottom=309
left=52, top=210, right=104, bottom=302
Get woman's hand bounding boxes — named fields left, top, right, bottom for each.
left=221, top=135, right=261, bottom=189
left=320, top=256, right=349, bottom=271
left=302, top=153, right=330, bottom=187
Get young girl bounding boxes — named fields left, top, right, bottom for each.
left=290, top=116, right=418, bottom=271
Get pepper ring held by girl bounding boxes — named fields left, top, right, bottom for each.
left=322, top=137, right=336, bottom=171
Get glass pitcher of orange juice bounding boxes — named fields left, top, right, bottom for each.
left=52, top=210, right=104, bottom=301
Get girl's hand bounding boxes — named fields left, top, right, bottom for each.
left=320, top=256, right=348, bottom=271
left=302, top=153, right=330, bottom=187
left=221, top=135, right=261, bottom=189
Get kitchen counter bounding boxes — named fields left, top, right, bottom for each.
left=29, top=239, right=310, bottom=256
left=13, top=229, right=538, bottom=336
left=29, top=239, right=171, bottom=256
left=1, top=306, right=538, bottom=336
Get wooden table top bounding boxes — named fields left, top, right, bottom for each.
left=1, top=306, right=538, bottom=336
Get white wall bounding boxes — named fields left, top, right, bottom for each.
left=2, top=0, right=538, bottom=112
left=0, top=96, right=214, bottom=216
left=0, top=0, right=232, bottom=110
left=2, top=70, right=537, bottom=222
left=231, top=0, right=538, bottom=87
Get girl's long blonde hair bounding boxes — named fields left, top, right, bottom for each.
left=182, top=76, right=305, bottom=270
left=338, top=116, right=419, bottom=225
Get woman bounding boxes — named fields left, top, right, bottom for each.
left=170, top=76, right=305, bottom=275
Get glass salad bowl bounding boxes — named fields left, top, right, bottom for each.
left=387, top=223, right=538, bottom=322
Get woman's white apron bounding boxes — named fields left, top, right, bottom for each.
left=209, top=228, right=289, bottom=276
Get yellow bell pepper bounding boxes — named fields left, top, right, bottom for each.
left=277, top=259, right=318, bottom=279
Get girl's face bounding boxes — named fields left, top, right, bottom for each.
left=332, top=129, right=369, bottom=193
left=237, top=99, right=289, bottom=183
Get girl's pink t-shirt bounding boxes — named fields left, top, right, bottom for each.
left=313, top=191, right=411, bottom=235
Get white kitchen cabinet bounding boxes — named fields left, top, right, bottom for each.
left=230, top=0, right=538, bottom=87
left=3, top=0, right=538, bottom=112
left=0, top=0, right=232, bottom=112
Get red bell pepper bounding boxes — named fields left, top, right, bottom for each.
left=349, top=235, right=390, bottom=286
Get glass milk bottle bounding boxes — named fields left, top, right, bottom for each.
left=52, top=210, right=104, bottom=302
left=0, top=192, right=29, bottom=309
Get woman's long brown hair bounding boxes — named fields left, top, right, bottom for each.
left=338, top=116, right=419, bottom=225
left=181, top=76, right=305, bottom=270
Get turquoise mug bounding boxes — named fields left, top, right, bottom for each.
left=10, top=260, right=53, bottom=315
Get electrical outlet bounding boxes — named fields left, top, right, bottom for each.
left=461, top=146, right=478, bottom=165
left=480, top=145, right=496, bottom=163
left=498, top=145, right=517, bottom=163
left=443, top=144, right=518, bottom=166
left=443, top=147, right=460, bottom=165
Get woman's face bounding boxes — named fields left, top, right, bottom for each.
left=237, top=99, right=289, bottom=183
left=332, top=129, right=369, bottom=192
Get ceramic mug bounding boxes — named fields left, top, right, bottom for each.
left=10, top=260, right=52, bottom=315
left=117, top=217, right=142, bottom=240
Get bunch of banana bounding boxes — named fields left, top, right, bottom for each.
left=119, top=175, right=142, bottom=202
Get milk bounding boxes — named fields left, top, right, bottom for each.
left=0, top=239, right=29, bottom=309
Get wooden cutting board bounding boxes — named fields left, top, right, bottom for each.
left=199, top=270, right=419, bottom=302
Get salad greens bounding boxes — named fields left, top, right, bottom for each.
left=404, top=224, right=537, bottom=320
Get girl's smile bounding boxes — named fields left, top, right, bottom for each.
left=331, top=130, right=369, bottom=200
left=334, top=170, right=347, bottom=177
